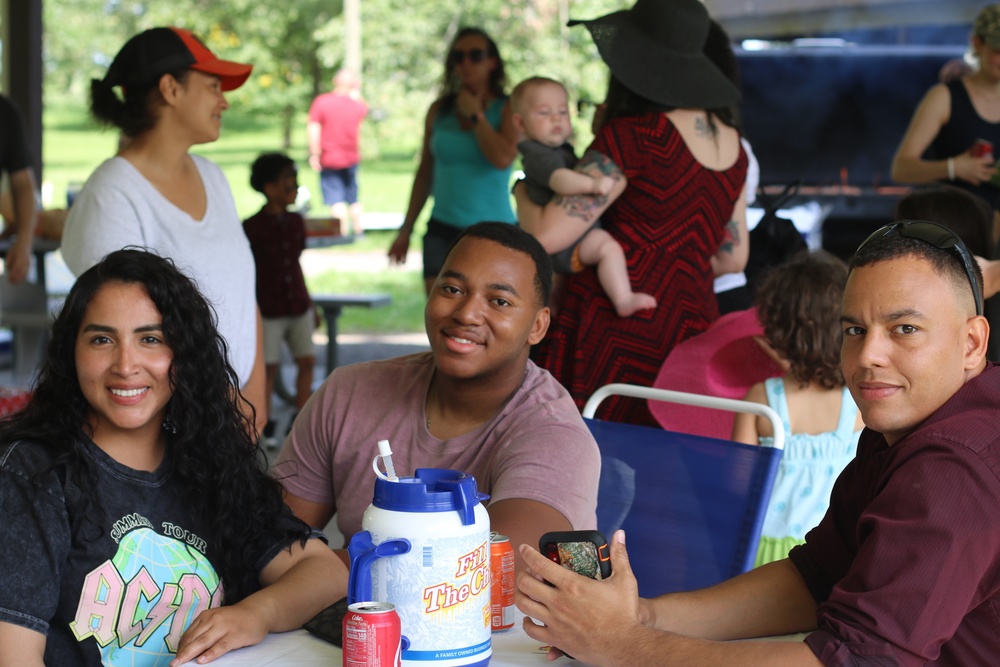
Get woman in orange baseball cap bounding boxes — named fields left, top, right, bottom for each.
left=61, top=27, right=267, bottom=435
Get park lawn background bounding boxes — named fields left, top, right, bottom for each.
left=42, top=101, right=431, bottom=334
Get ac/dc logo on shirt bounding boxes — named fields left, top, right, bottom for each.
left=70, top=513, right=220, bottom=664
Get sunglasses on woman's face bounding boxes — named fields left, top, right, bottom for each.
left=450, top=48, right=488, bottom=64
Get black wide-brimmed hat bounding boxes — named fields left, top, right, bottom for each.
left=569, top=0, right=740, bottom=109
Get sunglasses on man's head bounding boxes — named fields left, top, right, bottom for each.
left=450, top=48, right=488, bottom=64
left=857, top=220, right=984, bottom=316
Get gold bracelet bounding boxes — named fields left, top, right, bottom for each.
left=947, top=157, right=956, bottom=181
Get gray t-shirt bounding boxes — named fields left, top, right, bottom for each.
left=519, top=140, right=578, bottom=206
left=0, top=437, right=315, bottom=666
left=274, top=352, right=601, bottom=543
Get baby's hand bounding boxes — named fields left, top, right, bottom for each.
left=593, top=175, right=614, bottom=196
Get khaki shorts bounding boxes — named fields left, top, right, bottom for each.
left=262, top=310, right=315, bottom=364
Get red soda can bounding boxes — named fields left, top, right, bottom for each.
left=972, top=139, right=994, bottom=158
left=490, top=533, right=515, bottom=631
left=343, top=602, right=403, bottom=667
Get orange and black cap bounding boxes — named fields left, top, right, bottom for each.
left=103, top=26, right=252, bottom=92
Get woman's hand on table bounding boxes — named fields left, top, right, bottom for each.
left=514, top=530, right=647, bottom=665
left=171, top=539, right=347, bottom=665
left=170, top=603, right=271, bottom=665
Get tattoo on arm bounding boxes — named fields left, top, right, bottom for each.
left=552, top=150, right=623, bottom=221
left=579, top=150, right=624, bottom=179
left=717, top=219, right=739, bottom=255
left=554, top=193, right=609, bottom=221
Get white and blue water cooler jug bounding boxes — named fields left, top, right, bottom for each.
left=347, top=468, right=492, bottom=667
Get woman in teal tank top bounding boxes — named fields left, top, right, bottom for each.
left=388, top=27, right=519, bottom=294
left=731, top=251, right=865, bottom=566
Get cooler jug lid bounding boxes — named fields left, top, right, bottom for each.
left=372, top=468, right=488, bottom=525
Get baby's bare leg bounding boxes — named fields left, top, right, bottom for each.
left=577, top=229, right=657, bottom=317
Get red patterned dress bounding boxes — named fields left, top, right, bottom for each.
left=534, top=112, right=748, bottom=425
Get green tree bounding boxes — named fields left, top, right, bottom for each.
left=354, top=0, right=630, bottom=157
left=189, top=0, right=344, bottom=147
left=42, top=0, right=630, bottom=157
left=43, top=0, right=342, bottom=148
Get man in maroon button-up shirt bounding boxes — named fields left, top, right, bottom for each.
left=514, top=221, right=1000, bottom=666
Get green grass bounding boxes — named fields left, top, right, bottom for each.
left=42, top=101, right=430, bottom=334
left=305, top=234, right=427, bottom=335
left=42, top=102, right=424, bottom=224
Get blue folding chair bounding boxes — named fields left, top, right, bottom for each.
left=583, top=383, right=784, bottom=598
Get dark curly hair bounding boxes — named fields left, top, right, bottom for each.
left=250, top=152, right=295, bottom=194
left=755, top=251, right=849, bottom=390
left=438, top=27, right=507, bottom=115
left=0, top=249, right=310, bottom=603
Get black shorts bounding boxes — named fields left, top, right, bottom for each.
left=422, top=218, right=466, bottom=279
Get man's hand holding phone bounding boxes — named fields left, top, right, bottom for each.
left=517, top=530, right=650, bottom=664
left=538, top=530, right=612, bottom=581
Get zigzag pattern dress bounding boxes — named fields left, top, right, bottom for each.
left=534, top=112, right=748, bottom=425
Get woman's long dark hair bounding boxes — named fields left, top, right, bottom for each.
left=599, top=74, right=738, bottom=136
left=599, top=75, right=671, bottom=131
left=702, top=19, right=742, bottom=131
left=438, top=27, right=507, bottom=115
left=0, top=249, right=308, bottom=603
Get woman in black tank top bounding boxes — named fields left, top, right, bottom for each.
left=891, top=4, right=1000, bottom=210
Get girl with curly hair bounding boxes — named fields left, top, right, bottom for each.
left=0, top=249, right=346, bottom=665
left=731, top=251, right=865, bottom=566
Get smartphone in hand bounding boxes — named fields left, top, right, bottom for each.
left=539, top=530, right=612, bottom=580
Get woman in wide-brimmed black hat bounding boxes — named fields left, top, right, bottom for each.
left=517, top=0, right=750, bottom=426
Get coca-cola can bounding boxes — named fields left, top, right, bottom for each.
left=490, top=533, right=515, bottom=631
left=972, top=139, right=994, bottom=158
left=343, top=601, right=403, bottom=667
